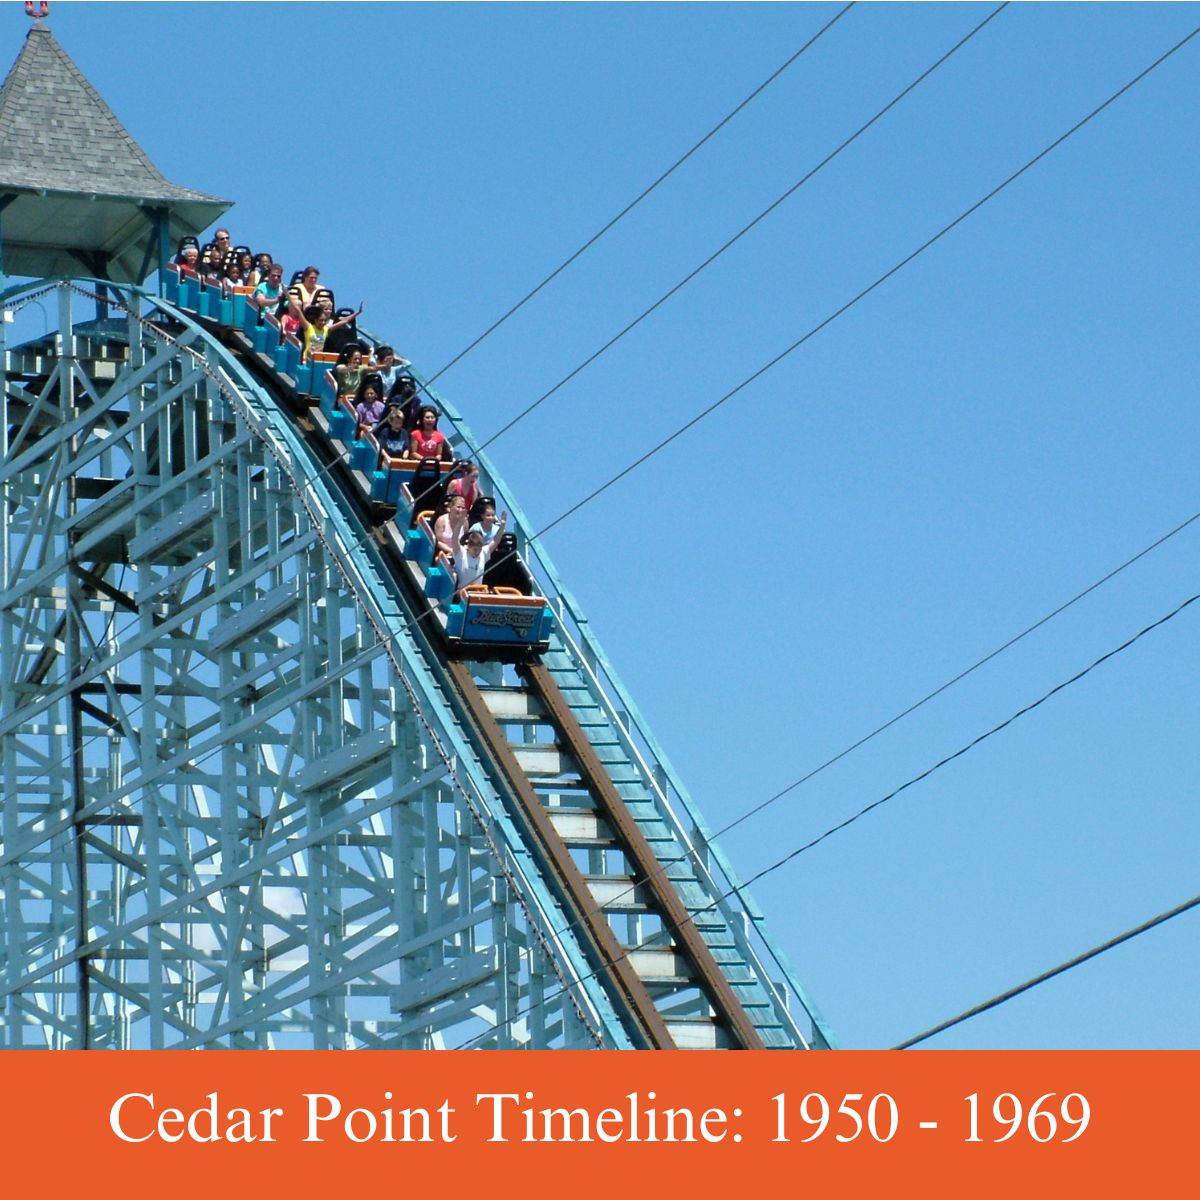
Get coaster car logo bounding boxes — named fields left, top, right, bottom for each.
left=469, top=607, right=536, bottom=636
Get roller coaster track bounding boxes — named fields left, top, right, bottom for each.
left=0, top=276, right=833, bottom=1050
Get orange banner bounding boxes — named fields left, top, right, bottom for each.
left=0, top=1051, right=1191, bottom=1197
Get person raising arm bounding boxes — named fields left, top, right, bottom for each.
left=451, top=512, right=509, bottom=599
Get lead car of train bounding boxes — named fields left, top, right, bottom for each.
left=165, top=264, right=556, bottom=661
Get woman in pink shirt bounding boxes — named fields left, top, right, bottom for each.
left=407, top=406, right=451, bottom=462
left=433, top=493, right=469, bottom=557
left=446, top=460, right=480, bottom=514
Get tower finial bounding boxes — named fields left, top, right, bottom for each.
left=24, top=1, right=49, bottom=28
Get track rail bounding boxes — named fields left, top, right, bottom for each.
left=217, top=333, right=769, bottom=1047
left=446, top=660, right=676, bottom=1049
left=204, top=326, right=682, bottom=1046
left=165, top=300, right=794, bottom=1049
left=521, top=661, right=765, bottom=1050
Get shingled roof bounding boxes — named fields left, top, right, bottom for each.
left=0, top=23, right=230, bottom=282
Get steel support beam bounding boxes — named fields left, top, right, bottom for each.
left=0, top=281, right=617, bottom=1049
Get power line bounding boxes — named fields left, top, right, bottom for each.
left=538, top=507, right=1200, bottom=924
left=521, top=19, right=1200, bottom=548
left=892, top=892, right=1200, bottom=1049
left=473, top=2, right=1008, bottom=456
left=710, top=509, right=1200, bottom=843
left=401, top=0, right=1199, bottom=911
left=732, top=590, right=1199, bottom=890
left=453, top=589, right=1200, bottom=1047
left=197, top=11, right=1194, bottom=561
left=423, top=3, right=856, bottom=387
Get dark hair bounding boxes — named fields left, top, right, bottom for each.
left=356, top=373, right=384, bottom=403
left=387, top=374, right=417, bottom=404
left=301, top=265, right=320, bottom=280
left=303, top=304, right=323, bottom=322
left=375, top=344, right=394, bottom=359
left=417, top=405, right=438, bottom=424
left=335, top=345, right=360, bottom=367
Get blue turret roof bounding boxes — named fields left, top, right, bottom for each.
left=0, top=24, right=229, bottom=281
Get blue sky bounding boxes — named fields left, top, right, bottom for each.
left=36, top=1, right=1200, bottom=1048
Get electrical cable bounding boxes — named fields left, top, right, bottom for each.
left=75, top=562, right=128, bottom=676
left=423, top=3, right=856, bottom=387
left=472, top=2, right=1009, bottom=457
left=451, top=588, right=1200, bottom=1047
left=727, top=590, right=1199, bottom=889
left=561, top=507, right=1200, bottom=922
left=711, top=507, right=1200, bottom=842
left=146, top=17, right=1200, bottom=1044
left=892, top=891, right=1200, bottom=1049
left=518, top=19, right=1200, bottom=549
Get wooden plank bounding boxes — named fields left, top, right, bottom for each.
left=446, top=660, right=675, bottom=1050
left=523, top=661, right=766, bottom=1051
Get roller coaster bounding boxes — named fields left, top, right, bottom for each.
left=0, top=19, right=833, bottom=1051
left=0, top=275, right=833, bottom=1050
